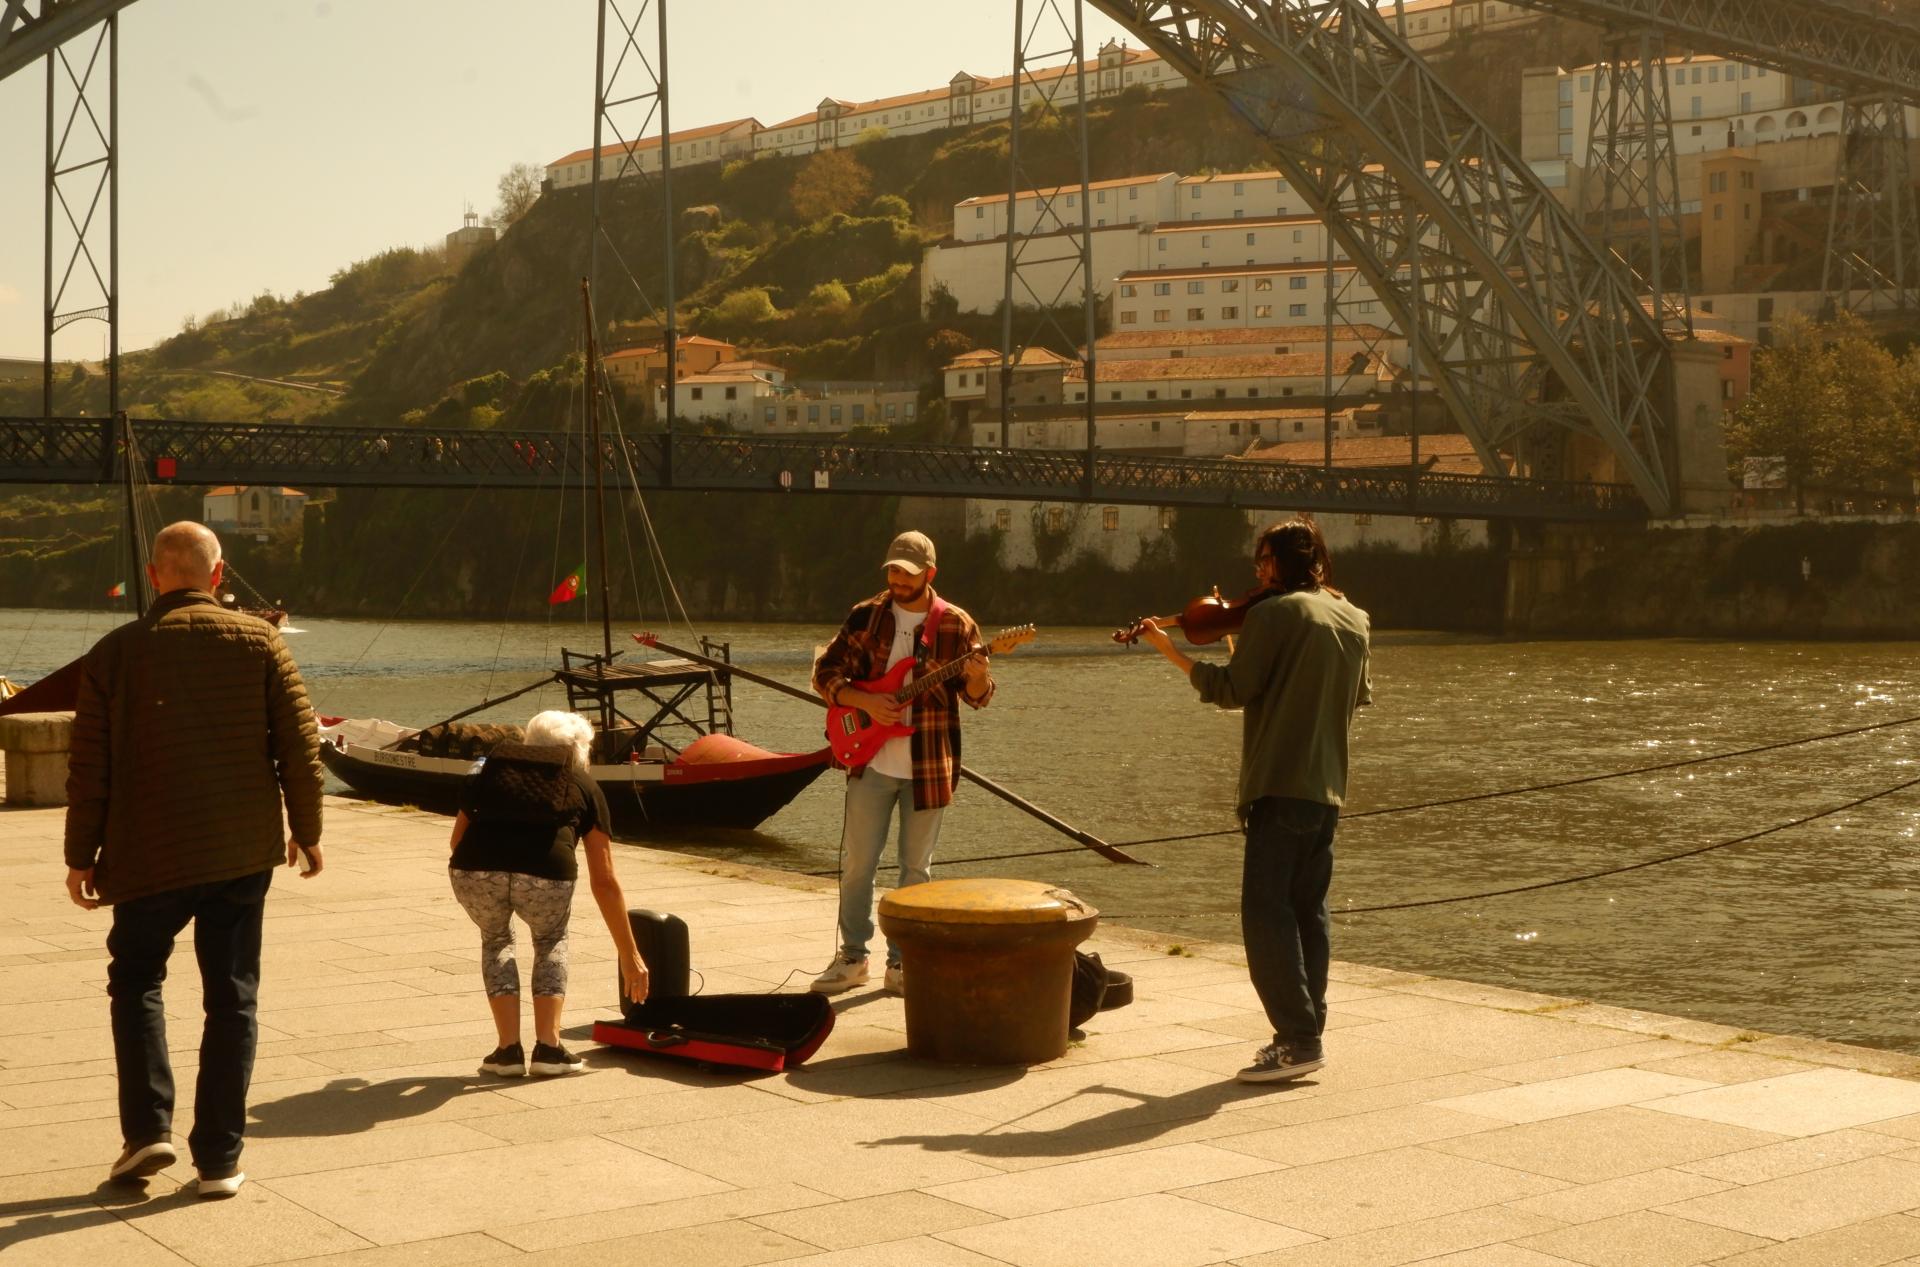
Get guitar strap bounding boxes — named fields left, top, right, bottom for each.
left=918, top=593, right=948, bottom=664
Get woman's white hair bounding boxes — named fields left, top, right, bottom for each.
left=524, top=710, right=594, bottom=768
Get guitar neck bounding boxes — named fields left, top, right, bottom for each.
left=892, top=650, right=977, bottom=703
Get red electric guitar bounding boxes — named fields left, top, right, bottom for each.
left=826, top=624, right=1034, bottom=769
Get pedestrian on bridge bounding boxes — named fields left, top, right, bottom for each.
left=1135, top=518, right=1371, bottom=1085
left=62, top=522, right=325, bottom=1197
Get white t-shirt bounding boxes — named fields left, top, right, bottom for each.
left=867, top=607, right=927, bottom=780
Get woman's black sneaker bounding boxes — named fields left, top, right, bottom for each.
left=529, top=1041, right=585, bottom=1075
left=479, top=1042, right=526, bottom=1077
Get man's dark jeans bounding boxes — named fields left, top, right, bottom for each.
left=106, top=868, right=272, bottom=1172
left=1242, top=796, right=1339, bottom=1050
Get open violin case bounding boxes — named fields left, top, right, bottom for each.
left=591, top=910, right=835, bottom=1073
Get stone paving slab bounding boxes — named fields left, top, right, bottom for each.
left=3, top=795, right=1919, bottom=1265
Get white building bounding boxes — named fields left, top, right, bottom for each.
left=1094, top=324, right=1401, bottom=364
left=203, top=486, right=308, bottom=534
left=923, top=223, right=1149, bottom=314
left=546, top=118, right=760, bottom=189
left=1115, top=264, right=1383, bottom=331
left=954, top=173, right=1179, bottom=241
left=654, top=373, right=782, bottom=429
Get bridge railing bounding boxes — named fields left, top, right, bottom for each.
left=0, top=417, right=1647, bottom=521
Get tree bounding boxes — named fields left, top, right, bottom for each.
left=493, top=162, right=542, bottom=227
left=789, top=149, right=872, bottom=221
left=804, top=281, right=851, bottom=314
left=1725, top=316, right=1840, bottom=512
left=711, top=287, right=777, bottom=325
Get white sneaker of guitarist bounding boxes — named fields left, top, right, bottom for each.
left=810, top=531, right=1010, bottom=996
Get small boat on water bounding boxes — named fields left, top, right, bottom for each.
left=317, top=647, right=831, bottom=833
left=316, top=278, right=831, bottom=835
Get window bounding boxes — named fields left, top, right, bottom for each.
left=1187, top=281, right=1206, bottom=294
left=806, top=403, right=819, bottom=421
left=1246, top=388, right=1259, bottom=398
left=1187, top=307, right=1205, bottom=320
left=1711, top=172, right=1727, bottom=193
left=1066, top=193, right=1076, bottom=207
left=1160, top=507, right=1176, bottom=529
left=1096, top=189, right=1106, bottom=203
left=1221, top=279, right=1239, bottom=293
left=1290, top=276, right=1308, bottom=289
left=1221, top=306, right=1238, bottom=318
left=1153, top=309, right=1170, bottom=321
left=995, top=507, right=1013, bottom=530
left=1233, top=209, right=1244, bottom=220
left=1046, top=507, right=1066, bottom=531
left=1157, top=237, right=1168, bottom=252
left=1190, top=186, right=1201, bottom=199
left=726, top=386, right=739, bottom=401
left=1129, top=186, right=1138, bottom=200
left=1120, top=283, right=1137, bottom=297
left=852, top=404, right=865, bottom=422
left=762, top=406, right=776, bottom=422
left=1579, top=74, right=1591, bottom=92
left=1246, top=233, right=1256, bottom=245
left=1154, top=281, right=1171, bottom=296
left=1179, top=388, right=1192, bottom=398
left=886, top=403, right=898, bottom=420
left=1558, top=80, right=1572, bottom=104
left=1254, top=278, right=1273, bottom=291
left=974, top=205, right=984, bottom=219
left=830, top=404, right=842, bottom=423
left=1229, top=422, right=1241, bottom=435
left=1201, top=234, right=1211, bottom=248
left=1714, top=205, right=1724, bottom=220
left=690, top=387, right=704, bottom=400
left=1558, top=105, right=1573, bottom=130
left=1692, top=96, right=1703, bottom=118
left=786, top=406, right=799, bottom=422
left=1254, top=304, right=1273, bottom=318
left=1292, top=229, right=1304, bottom=243
left=1215, top=388, right=1228, bottom=398
left=1103, top=506, right=1120, bottom=531
left=1289, top=304, right=1307, bottom=317
left=1110, top=390, right=1122, bottom=401
left=1120, top=310, right=1138, bottom=325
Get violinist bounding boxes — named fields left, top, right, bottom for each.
left=1132, top=518, right=1371, bottom=1086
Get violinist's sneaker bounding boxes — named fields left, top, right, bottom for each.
left=1237, top=1042, right=1324, bottom=1084
left=883, top=963, right=905, bottom=996
left=810, top=954, right=870, bottom=995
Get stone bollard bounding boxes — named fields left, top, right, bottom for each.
left=0, top=711, right=75, bottom=807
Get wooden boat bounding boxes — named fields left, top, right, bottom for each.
left=317, top=650, right=831, bottom=834
left=316, top=280, right=830, bottom=835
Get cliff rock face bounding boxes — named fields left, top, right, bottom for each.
left=1511, top=522, right=1920, bottom=639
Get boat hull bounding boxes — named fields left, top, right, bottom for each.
left=318, top=733, right=831, bottom=835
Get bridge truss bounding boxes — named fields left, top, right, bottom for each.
left=0, top=418, right=1645, bottom=522
left=1095, top=0, right=1680, bottom=511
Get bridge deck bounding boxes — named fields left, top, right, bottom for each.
left=0, top=418, right=1646, bottom=522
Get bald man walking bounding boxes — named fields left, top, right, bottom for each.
left=64, top=522, right=324, bottom=1198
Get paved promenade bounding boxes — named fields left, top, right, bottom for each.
left=5, top=796, right=1920, bottom=1266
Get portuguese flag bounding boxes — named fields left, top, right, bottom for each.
left=107, top=581, right=126, bottom=598
left=548, top=564, right=585, bottom=605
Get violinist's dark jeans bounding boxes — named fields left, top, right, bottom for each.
left=106, top=868, right=271, bottom=1172
left=1242, top=796, right=1339, bottom=1050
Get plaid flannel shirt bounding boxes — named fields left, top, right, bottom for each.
left=813, top=587, right=994, bottom=810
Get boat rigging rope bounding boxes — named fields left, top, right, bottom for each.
left=593, top=342, right=698, bottom=641
left=343, top=482, right=487, bottom=674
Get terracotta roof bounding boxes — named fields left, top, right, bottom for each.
left=1118, top=262, right=1361, bottom=281
left=710, top=359, right=785, bottom=373
left=1240, top=433, right=1487, bottom=476
left=945, top=347, right=1075, bottom=371
left=958, top=173, right=1176, bottom=209
left=1068, top=352, right=1391, bottom=382
left=1177, top=171, right=1287, bottom=185
left=205, top=486, right=240, bottom=496
left=549, top=118, right=758, bottom=167
left=1094, top=325, right=1394, bottom=350
left=663, top=373, right=776, bottom=387
left=1689, top=329, right=1752, bottom=345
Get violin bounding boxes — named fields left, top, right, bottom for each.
left=1113, top=584, right=1277, bottom=647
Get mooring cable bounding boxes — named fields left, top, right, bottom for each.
left=895, top=710, right=1920, bottom=873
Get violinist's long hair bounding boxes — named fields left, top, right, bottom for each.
left=1259, top=517, right=1344, bottom=598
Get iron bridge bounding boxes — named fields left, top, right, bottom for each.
left=0, top=417, right=1645, bottom=522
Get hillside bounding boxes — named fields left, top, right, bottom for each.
left=0, top=15, right=1604, bottom=623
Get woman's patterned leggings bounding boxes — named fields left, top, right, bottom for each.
left=448, top=869, right=575, bottom=997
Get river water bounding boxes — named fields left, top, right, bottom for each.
left=7, top=608, right=1918, bottom=1054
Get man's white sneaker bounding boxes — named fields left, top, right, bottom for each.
left=109, top=1138, right=176, bottom=1182
left=810, top=955, right=870, bottom=995
left=883, top=964, right=904, bottom=995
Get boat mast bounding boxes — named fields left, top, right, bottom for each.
left=581, top=279, right=616, bottom=731
left=118, top=411, right=149, bottom=613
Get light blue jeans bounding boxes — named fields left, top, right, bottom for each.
left=837, top=770, right=945, bottom=966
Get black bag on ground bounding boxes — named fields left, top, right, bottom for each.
left=624, top=909, right=690, bottom=1001
left=1069, top=950, right=1108, bottom=1029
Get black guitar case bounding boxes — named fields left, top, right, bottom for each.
left=592, top=909, right=835, bottom=1072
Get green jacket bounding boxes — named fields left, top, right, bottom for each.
left=1188, top=587, right=1372, bottom=816
left=64, top=589, right=323, bottom=903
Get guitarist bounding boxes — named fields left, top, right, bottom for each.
left=810, top=530, right=994, bottom=996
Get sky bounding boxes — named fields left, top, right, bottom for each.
left=0, top=0, right=1137, bottom=358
